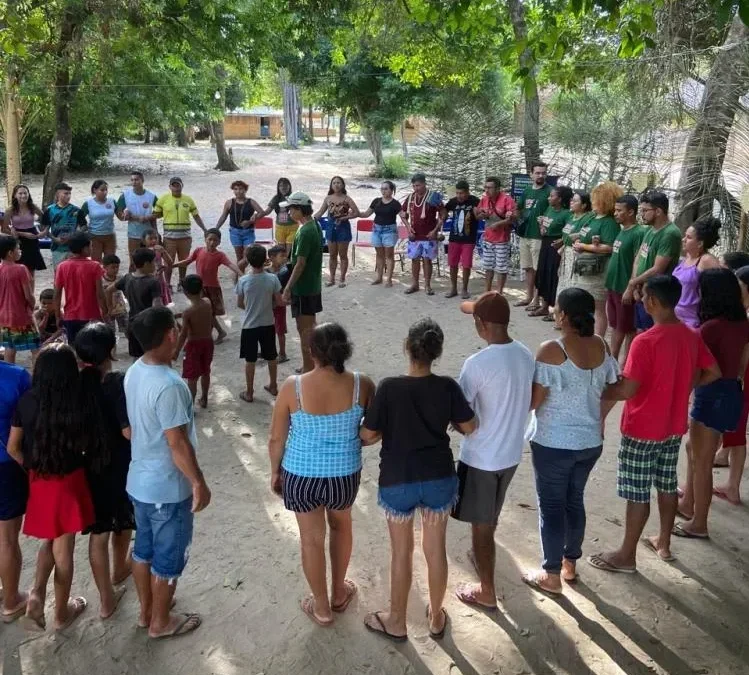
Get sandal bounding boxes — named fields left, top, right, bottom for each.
left=672, top=522, right=709, bottom=539
left=363, top=611, right=407, bottom=642
left=150, top=613, right=202, bottom=639
left=301, top=596, right=333, bottom=627
left=239, top=391, right=253, bottom=403
left=640, top=537, right=676, bottom=562
left=55, top=596, right=87, bottom=632
left=425, top=288, right=435, bottom=296
left=404, top=287, right=419, bottom=295
left=277, top=355, right=290, bottom=364
left=541, top=314, right=555, bottom=322
left=2, top=593, right=28, bottom=624
left=331, top=579, right=357, bottom=613
left=585, top=553, right=636, bottom=574
left=263, top=385, right=279, bottom=397
left=425, top=605, right=448, bottom=640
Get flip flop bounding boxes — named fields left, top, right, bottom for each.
left=301, top=596, right=333, bottom=627
left=672, top=522, right=709, bottom=539
left=455, top=582, right=498, bottom=611
left=137, top=597, right=177, bottom=628
left=586, top=553, right=636, bottom=574
left=55, top=596, right=87, bottom=632
left=521, top=571, right=563, bottom=597
left=277, top=355, right=290, bottom=364
left=514, top=299, right=531, bottom=307
left=363, top=611, right=407, bottom=642
left=263, top=385, right=279, bottom=397
left=404, top=287, right=419, bottom=295
left=541, top=314, right=555, bottom=322
left=338, top=282, right=347, bottom=288
left=150, top=613, right=202, bottom=639
left=325, top=281, right=336, bottom=288
left=2, top=593, right=28, bottom=624
left=425, top=288, right=435, bottom=296
left=425, top=605, right=448, bottom=640
left=529, top=307, right=549, bottom=317
left=713, top=461, right=730, bottom=468
left=461, top=292, right=471, bottom=300
left=239, top=391, right=253, bottom=403
left=331, top=579, right=357, bottom=613
left=445, top=291, right=458, bottom=298
left=640, top=537, right=676, bottom=562
left=712, top=487, right=742, bottom=505
left=100, top=587, right=127, bottom=620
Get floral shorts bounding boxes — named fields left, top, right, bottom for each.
left=0, top=326, right=41, bottom=351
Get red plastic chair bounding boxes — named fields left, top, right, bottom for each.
left=394, top=224, right=409, bottom=272
left=254, top=216, right=274, bottom=244
left=351, top=219, right=374, bottom=267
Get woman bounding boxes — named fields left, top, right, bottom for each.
left=77, top=180, right=118, bottom=262
left=672, top=216, right=721, bottom=328
left=532, top=186, right=573, bottom=320
left=571, top=182, right=623, bottom=336
left=676, top=269, right=749, bottom=539
left=524, top=288, right=619, bottom=594
left=3, top=185, right=46, bottom=289
left=215, top=180, right=264, bottom=263
left=314, top=176, right=360, bottom=288
left=263, top=178, right=296, bottom=252
left=361, top=319, right=476, bottom=642
left=556, top=191, right=593, bottom=299
left=75, top=323, right=134, bottom=620
left=268, top=323, right=375, bottom=626
left=357, top=180, right=401, bottom=287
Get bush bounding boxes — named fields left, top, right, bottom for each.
left=370, top=154, right=409, bottom=179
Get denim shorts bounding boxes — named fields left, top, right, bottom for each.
left=229, top=226, right=256, bottom=248
left=691, top=378, right=743, bottom=433
left=378, top=475, right=459, bottom=520
left=372, top=224, right=398, bottom=248
left=323, top=219, right=353, bottom=243
left=131, top=497, right=193, bottom=580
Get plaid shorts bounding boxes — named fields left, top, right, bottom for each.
left=0, top=326, right=41, bottom=351
left=617, top=434, right=682, bottom=503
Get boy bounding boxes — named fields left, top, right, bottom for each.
left=268, top=244, right=290, bottom=363
left=444, top=180, right=480, bottom=300
left=590, top=275, right=719, bottom=572
left=102, top=254, right=129, bottom=337
left=41, top=182, right=81, bottom=270
left=236, top=244, right=282, bottom=402
left=53, top=232, right=106, bottom=344
left=173, top=274, right=214, bottom=408
left=176, top=228, right=241, bottom=344
left=34, top=289, right=63, bottom=344
left=0, top=235, right=39, bottom=364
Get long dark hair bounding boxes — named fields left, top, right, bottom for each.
left=276, top=177, right=292, bottom=200
left=406, top=318, right=444, bottom=365
left=10, top=184, right=36, bottom=215
left=328, top=176, right=347, bottom=195
left=557, top=288, right=595, bottom=337
left=309, top=322, right=353, bottom=374
left=699, top=268, right=748, bottom=324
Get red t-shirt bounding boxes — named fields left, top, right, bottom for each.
left=402, top=193, right=440, bottom=240
left=185, top=247, right=232, bottom=288
left=479, top=192, right=516, bottom=244
left=0, top=262, right=33, bottom=328
left=54, top=257, right=104, bottom=321
left=699, top=318, right=749, bottom=379
left=621, top=322, right=716, bottom=440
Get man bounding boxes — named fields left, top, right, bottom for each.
left=444, top=180, right=479, bottom=299
left=280, top=192, right=322, bottom=373
left=623, top=191, right=681, bottom=332
left=125, top=306, right=211, bottom=639
left=41, top=182, right=81, bottom=270
left=400, top=172, right=442, bottom=296
left=605, top=195, right=645, bottom=361
left=152, top=177, right=207, bottom=289
left=475, top=177, right=516, bottom=295
left=515, top=162, right=551, bottom=309
left=116, top=171, right=158, bottom=270
left=452, top=292, right=534, bottom=610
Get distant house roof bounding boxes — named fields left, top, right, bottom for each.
left=227, top=106, right=284, bottom=117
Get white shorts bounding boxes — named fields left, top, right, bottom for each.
left=519, top=238, right=542, bottom=270
left=482, top=241, right=511, bottom=274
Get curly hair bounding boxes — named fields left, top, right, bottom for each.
left=699, top=268, right=747, bottom=324
left=552, top=185, right=574, bottom=210
left=590, top=181, right=624, bottom=217
left=691, top=216, right=721, bottom=251
left=406, top=318, right=444, bottom=365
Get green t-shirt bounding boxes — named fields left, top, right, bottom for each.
left=290, top=220, right=323, bottom=296
left=517, top=184, right=551, bottom=240
left=561, top=212, right=593, bottom=247
left=634, top=222, right=682, bottom=277
left=605, top=224, right=646, bottom=293
left=578, top=214, right=620, bottom=246
left=541, top=206, right=571, bottom=238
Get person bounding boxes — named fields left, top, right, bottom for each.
left=3, top=184, right=46, bottom=288
left=268, top=244, right=290, bottom=363
left=236, top=245, right=283, bottom=402
left=141, top=229, right=172, bottom=305
left=173, top=275, right=215, bottom=408
left=116, top=171, right=158, bottom=269
left=444, top=180, right=480, bottom=299
left=262, top=177, right=296, bottom=253
left=34, top=288, right=63, bottom=345
left=361, top=319, right=476, bottom=642
left=523, top=289, right=619, bottom=595
left=590, top=275, right=719, bottom=571
left=102, top=254, right=128, bottom=339
left=476, top=177, right=516, bottom=296
left=451, top=293, right=534, bottom=609
left=280, top=193, right=323, bottom=374
left=570, top=182, right=623, bottom=336
left=555, top=191, right=593, bottom=302
left=268, top=323, right=375, bottom=626
left=672, top=217, right=721, bottom=329
left=514, top=162, right=551, bottom=309
left=675, top=269, right=749, bottom=539
left=0, top=357, right=31, bottom=623
left=721, top=251, right=749, bottom=271
left=41, top=182, right=81, bottom=270
left=624, top=191, right=682, bottom=333
left=175, top=228, right=241, bottom=344
left=314, top=176, right=360, bottom=288
left=605, top=195, right=645, bottom=361
left=7, top=343, right=94, bottom=631
left=53, top=232, right=106, bottom=344
left=357, top=180, right=402, bottom=287
left=0, top=235, right=39, bottom=364
left=74, top=323, right=134, bottom=620
left=152, top=177, right=207, bottom=290
left=532, top=186, right=573, bottom=319
left=77, top=180, right=119, bottom=262
left=215, top=180, right=264, bottom=263
left=125, top=306, right=211, bottom=639
left=401, top=173, right=443, bottom=296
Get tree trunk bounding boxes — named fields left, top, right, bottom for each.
left=175, top=127, right=189, bottom=148
left=144, top=126, right=151, bottom=144
left=338, top=111, right=347, bottom=145
left=211, top=120, right=239, bottom=171
left=676, top=12, right=749, bottom=230
left=400, top=119, right=409, bottom=159
left=607, top=129, right=621, bottom=182
left=325, top=114, right=330, bottom=143
left=280, top=69, right=299, bottom=149
left=2, top=74, right=22, bottom=204
left=308, top=103, right=314, bottom=143
left=364, top=126, right=384, bottom=168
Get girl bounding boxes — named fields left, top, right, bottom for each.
left=357, top=181, right=402, bottom=287
left=314, top=176, right=360, bottom=288
left=7, top=343, right=93, bottom=631
left=215, top=180, right=264, bottom=263
left=0, top=235, right=39, bottom=365
left=141, top=229, right=173, bottom=305
left=75, top=323, right=134, bottom=619
left=77, top=180, right=119, bottom=262
left=3, top=184, right=46, bottom=288
left=263, top=178, right=297, bottom=253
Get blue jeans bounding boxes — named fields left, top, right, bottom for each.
left=131, top=497, right=193, bottom=580
left=530, top=442, right=602, bottom=574
left=378, top=476, right=458, bottom=519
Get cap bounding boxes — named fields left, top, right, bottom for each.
left=460, top=291, right=510, bottom=325
left=279, top=191, right=312, bottom=208
left=169, top=176, right=183, bottom=186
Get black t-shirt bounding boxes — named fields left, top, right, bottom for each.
left=363, top=374, right=474, bottom=487
left=115, top=273, right=161, bottom=319
left=228, top=199, right=255, bottom=229
left=369, top=198, right=403, bottom=226
left=445, top=195, right=480, bottom=244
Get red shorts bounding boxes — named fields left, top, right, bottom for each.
left=273, top=305, right=287, bottom=335
left=606, top=290, right=635, bottom=333
left=202, top=286, right=225, bottom=316
left=447, top=242, right=475, bottom=270
left=724, top=361, right=749, bottom=446
left=182, top=338, right=214, bottom=379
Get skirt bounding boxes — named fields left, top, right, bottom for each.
left=84, top=451, right=135, bottom=535
left=535, top=237, right=561, bottom=305
left=571, top=266, right=608, bottom=303
left=18, top=229, right=46, bottom=271
left=557, top=246, right=575, bottom=295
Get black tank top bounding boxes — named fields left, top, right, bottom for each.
left=229, top=199, right=255, bottom=228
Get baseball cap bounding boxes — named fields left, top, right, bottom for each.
left=169, top=176, right=183, bottom=186
left=279, top=191, right=312, bottom=208
left=460, top=291, right=510, bottom=325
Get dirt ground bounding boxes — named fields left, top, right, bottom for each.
left=2, top=140, right=748, bottom=675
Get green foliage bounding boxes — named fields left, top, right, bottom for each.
left=371, top=154, right=410, bottom=179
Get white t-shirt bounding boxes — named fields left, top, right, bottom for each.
left=458, top=341, right=534, bottom=471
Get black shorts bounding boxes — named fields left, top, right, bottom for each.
left=290, top=293, right=322, bottom=319
left=451, top=461, right=517, bottom=525
left=281, top=469, right=361, bottom=513
left=240, top=325, right=278, bottom=363
left=0, top=461, right=29, bottom=521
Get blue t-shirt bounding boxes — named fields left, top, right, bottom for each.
left=125, top=359, right=197, bottom=504
left=0, top=362, right=31, bottom=463
left=42, top=203, right=81, bottom=253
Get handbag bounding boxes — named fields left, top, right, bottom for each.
left=573, top=251, right=607, bottom=276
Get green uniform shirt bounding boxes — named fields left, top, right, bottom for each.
left=578, top=214, right=620, bottom=246
left=541, top=206, right=571, bottom=238
left=605, top=224, right=646, bottom=293
left=634, top=222, right=682, bottom=277
left=561, top=212, right=594, bottom=247
left=517, top=184, right=551, bottom=240
left=290, top=220, right=323, bottom=296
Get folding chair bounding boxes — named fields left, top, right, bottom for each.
left=254, top=216, right=275, bottom=244
left=394, top=224, right=409, bottom=272
left=351, top=219, right=374, bottom=267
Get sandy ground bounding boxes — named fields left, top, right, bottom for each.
left=2, top=140, right=749, bottom=675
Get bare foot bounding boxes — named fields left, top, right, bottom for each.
left=445, top=290, right=458, bottom=298
left=100, top=587, right=127, bottom=620
left=713, top=484, right=741, bottom=505
left=21, top=591, right=46, bottom=632
left=385, top=280, right=393, bottom=288
left=561, top=559, right=577, bottom=582
left=198, top=395, right=208, bottom=409
left=641, top=535, right=675, bottom=562
left=112, top=556, right=132, bottom=586
left=371, top=278, right=383, bottom=285
left=54, top=596, right=87, bottom=631
left=214, top=332, right=227, bottom=345
left=263, top=384, right=278, bottom=397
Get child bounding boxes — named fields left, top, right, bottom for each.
left=444, top=180, right=480, bottom=300
left=141, top=229, right=172, bottom=306
left=268, top=244, right=290, bottom=363
left=34, top=289, right=63, bottom=345
left=176, top=228, right=241, bottom=344
left=0, top=235, right=40, bottom=364
left=41, top=182, right=81, bottom=270
left=173, top=274, right=214, bottom=407
left=102, top=254, right=128, bottom=337
left=235, top=244, right=282, bottom=402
